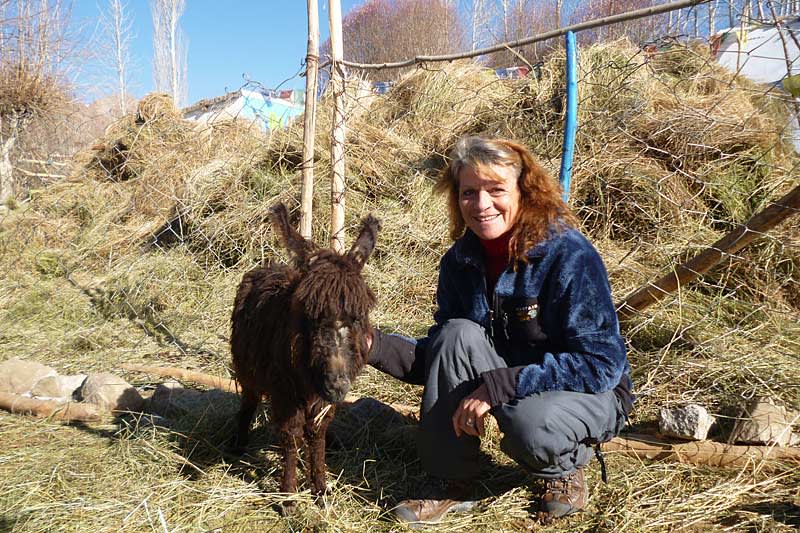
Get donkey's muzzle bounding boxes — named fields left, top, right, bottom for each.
left=320, top=374, right=350, bottom=403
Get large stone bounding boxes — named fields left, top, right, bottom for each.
left=659, top=404, right=715, bottom=441
left=78, top=372, right=143, bottom=413
left=729, top=397, right=795, bottom=447
left=0, top=358, right=57, bottom=394
left=31, top=374, right=87, bottom=400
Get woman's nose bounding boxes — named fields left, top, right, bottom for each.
left=475, top=190, right=492, bottom=210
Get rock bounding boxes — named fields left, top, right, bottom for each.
left=790, top=432, right=800, bottom=447
left=78, top=372, right=143, bottom=413
left=659, top=404, right=715, bottom=441
left=728, top=397, right=795, bottom=447
left=0, top=359, right=57, bottom=394
left=31, top=374, right=87, bottom=400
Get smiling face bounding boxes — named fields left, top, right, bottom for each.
left=458, top=164, right=521, bottom=240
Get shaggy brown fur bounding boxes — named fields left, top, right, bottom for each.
left=230, top=203, right=380, bottom=504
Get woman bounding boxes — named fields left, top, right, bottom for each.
left=367, top=136, right=633, bottom=525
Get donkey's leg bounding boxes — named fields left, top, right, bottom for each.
left=305, top=402, right=335, bottom=496
left=278, top=407, right=305, bottom=495
left=230, top=388, right=260, bottom=454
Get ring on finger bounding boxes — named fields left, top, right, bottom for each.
left=466, top=419, right=475, bottom=427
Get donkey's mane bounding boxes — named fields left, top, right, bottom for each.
left=293, top=250, right=376, bottom=321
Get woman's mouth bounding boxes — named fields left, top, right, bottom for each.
left=474, top=214, right=500, bottom=223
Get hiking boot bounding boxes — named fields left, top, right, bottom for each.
left=539, top=468, right=588, bottom=518
left=392, top=477, right=477, bottom=527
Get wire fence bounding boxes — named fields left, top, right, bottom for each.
left=1, top=0, right=798, bottom=424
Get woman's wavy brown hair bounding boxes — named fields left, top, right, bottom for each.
left=435, top=136, right=578, bottom=263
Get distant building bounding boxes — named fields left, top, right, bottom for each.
left=712, top=17, right=800, bottom=93
left=712, top=18, right=800, bottom=150
left=182, top=88, right=305, bottom=131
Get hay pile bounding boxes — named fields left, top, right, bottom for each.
left=1, top=40, right=799, bottom=531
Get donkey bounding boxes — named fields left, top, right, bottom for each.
left=230, top=202, right=379, bottom=502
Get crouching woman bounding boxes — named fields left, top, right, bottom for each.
left=367, top=136, right=633, bottom=525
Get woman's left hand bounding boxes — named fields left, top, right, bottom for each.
left=452, top=383, right=492, bottom=438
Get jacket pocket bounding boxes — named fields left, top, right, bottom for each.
left=501, top=297, right=548, bottom=347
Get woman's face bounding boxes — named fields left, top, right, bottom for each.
left=458, top=164, right=521, bottom=240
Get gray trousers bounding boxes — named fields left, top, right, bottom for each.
left=417, top=319, right=625, bottom=480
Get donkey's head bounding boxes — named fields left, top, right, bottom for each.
left=270, top=203, right=380, bottom=403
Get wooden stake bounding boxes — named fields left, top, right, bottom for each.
left=0, top=392, right=104, bottom=422
left=121, top=364, right=239, bottom=393
left=328, top=0, right=347, bottom=253
left=604, top=432, right=800, bottom=467
left=300, top=0, right=320, bottom=240
left=617, top=185, right=800, bottom=320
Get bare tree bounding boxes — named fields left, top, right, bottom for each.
left=325, top=0, right=465, bottom=80
left=570, top=0, right=668, bottom=44
left=471, top=0, right=488, bottom=50
left=98, top=0, right=134, bottom=115
left=484, top=0, right=556, bottom=67
left=0, top=0, right=73, bottom=205
left=151, top=0, right=188, bottom=107
left=555, top=0, right=563, bottom=28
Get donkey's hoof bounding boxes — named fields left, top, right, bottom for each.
left=279, top=500, right=299, bottom=516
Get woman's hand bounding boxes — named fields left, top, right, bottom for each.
left=452, top=382, right=492, bottom=438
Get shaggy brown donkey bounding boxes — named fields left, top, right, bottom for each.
left=230, top=203, right=380, bottom=503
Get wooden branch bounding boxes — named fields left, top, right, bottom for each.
left=121, top=364, right=239, bottom=393
left=617, top=184, right=800, bottom=320
left=0, top=392, right=104, bottom=422
left=604, top=433, right=800, bottom=467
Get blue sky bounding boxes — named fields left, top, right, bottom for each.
left=72, top=1, right=366, bottom=105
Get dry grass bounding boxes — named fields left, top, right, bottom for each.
left=1, top=40, right=799, bottom=531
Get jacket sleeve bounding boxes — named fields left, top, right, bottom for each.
left=484, top=241, right=627, bottom=403
left=367, top=328, right=426, bottom=385
left=368, top=252, right=460, bottom=385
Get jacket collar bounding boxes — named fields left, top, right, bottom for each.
left=451, top=228, right=556, bottom=268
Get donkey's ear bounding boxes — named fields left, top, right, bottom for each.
left=270, top=203, right=318, bottom=265
left=347, top=214, right=381, bottom=270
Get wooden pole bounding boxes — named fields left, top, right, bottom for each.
left=121, top=364, right=239, bottom=393
left=300, top=0, right=320, bottom=240
left=328, top=0, right=347, bottom=253
left=604, top=432, right=800, bottom=467
left=0, top=392, right=104, bottom=422
left=617, top=184, right=800, bottom=320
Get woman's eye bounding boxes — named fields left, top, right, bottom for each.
left=461, top=190, right=474, bottom=198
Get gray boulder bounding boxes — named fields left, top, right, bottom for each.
left=729, top=397, right=796, bottom=447
left=78, top=372, right=143, bottom=413
left=659, top=404, right=716, bottom=441
left=0, top=359, right=57, bottom=394
left=31, top=374, right=87, bottom=400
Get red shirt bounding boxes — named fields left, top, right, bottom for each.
left=479, top=230, right=511, bottom=297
